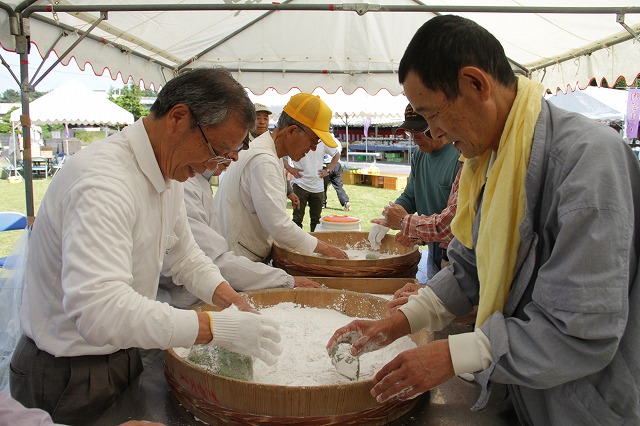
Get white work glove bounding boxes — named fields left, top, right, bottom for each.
left=206, top=310, right=282, bottom=366
left=368, top=223, right=390, bottom=250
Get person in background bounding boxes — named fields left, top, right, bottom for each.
left=215, top=93, right=348, bottom=262
left=328, top=15, right=640, bottom=425
left=158, top=156, right=320, bottom=309
left=322, top=148, right=351, bottom=211
left=0, top=391, right=164, bottom=426
left=249, top=103, right=272, bottom=141
left=284, top=142, right=341, bottom=231
left=11, top=68, right=282, bottom=424
left=368, top=104, right=460, bottom=280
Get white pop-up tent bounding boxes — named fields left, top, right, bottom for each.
left=248, top=88, right=407, bottom=126
left=1, top=0, right=639, bottom=217
left=1, top=1, right=639, bottom=96
left=7, top=80, right=133, bottom=180
left=9, top=80, right=134, bottom=127
left=545, top=87, right=629, bottom=122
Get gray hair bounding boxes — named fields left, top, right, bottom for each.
left=276, top=111, right=310, bottom=133
left=150, top=68, right=255, bottom=130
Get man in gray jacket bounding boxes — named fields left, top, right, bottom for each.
left=328, top=15, right=640, bottom=425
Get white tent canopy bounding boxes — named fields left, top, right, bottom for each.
left=1, top=1, right=639, bottom=96
left=9, top=80, right=134, bottom=126
left=1, top=1, right=639, bottom=218
left=545, top=86, right=629, bottom=122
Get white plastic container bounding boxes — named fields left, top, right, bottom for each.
left=315, top=215, right=361, bottom=232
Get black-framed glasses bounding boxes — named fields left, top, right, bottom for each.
left=197, top=122, right=249, bottom=165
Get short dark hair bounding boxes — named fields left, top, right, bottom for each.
left=150, top=68, right=255, bottom=131
left=399, top=15, right=517, bottom=100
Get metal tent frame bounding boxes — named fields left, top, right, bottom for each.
left=0, top=1, right=639, bottom=219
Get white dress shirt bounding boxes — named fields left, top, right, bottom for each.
left=158, top=173, right=294, bottom=308
left=20, top=119, right=225, bottom=356
left=215, top=131, right=317, bottom=261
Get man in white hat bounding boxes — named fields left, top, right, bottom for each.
left=250, top=103, right=273, bottom=141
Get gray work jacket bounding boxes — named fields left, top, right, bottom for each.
left=429, top=100, right=640, bottom=425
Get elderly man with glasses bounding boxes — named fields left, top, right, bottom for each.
left=10, top=68, right=283, bottom=424
left=369, top=104, right=461, bottom=282
left=215, top=93, right=348, bottom=263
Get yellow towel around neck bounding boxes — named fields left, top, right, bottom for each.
left=451, top=76, right=544, bottom=326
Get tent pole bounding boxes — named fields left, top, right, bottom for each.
left=18, top=44, right=35, bottom=222
left=10, top=121, right=17, bottom=176
left=345, top=113, right=349, bottom=169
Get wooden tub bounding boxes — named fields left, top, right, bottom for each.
left=271, top=231, right=420, bottom=278
left=164, top=288, right=432, bottom=425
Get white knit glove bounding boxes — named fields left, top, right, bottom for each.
left=368, top=224, right=390, bottom=250
left=206, top=310, right=282, bottom=366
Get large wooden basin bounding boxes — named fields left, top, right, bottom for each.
left=271, top=231, right=420, bottom=278
left=164, top=288, right=432, bottom=425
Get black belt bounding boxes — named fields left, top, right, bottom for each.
left=21, top=334, right=134, bottom=359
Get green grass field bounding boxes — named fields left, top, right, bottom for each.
left=0, top=177, right=402, bottom=257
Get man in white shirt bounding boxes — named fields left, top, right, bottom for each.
left=247, top=102, right=301, bottom=210
left=11, top=68, right=282, bottom=424
left=158, top=164, right=320, bottom=309
left=285, top=145, right=340, bottom=231
left=215, top=93, right=348, bottom=262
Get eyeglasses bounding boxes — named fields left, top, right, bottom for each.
left=404, top=127, right=432, bottom=140
left=197, top=122, right=248, bottom=165
left=298, top=126, right=320, bottom=147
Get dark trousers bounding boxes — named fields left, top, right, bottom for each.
left=323, top=162, right=350, bottom=207
left=10, top=335, right=143, bottom=425
left=292, top=184, right=324, bottom=231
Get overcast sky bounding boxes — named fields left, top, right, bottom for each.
left=0, top=49, right=126, bottom=95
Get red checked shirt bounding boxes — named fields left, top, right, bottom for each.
left=400, top=162, right=462, bottom=249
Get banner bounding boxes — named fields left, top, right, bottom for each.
left=626, top=89, right=640, bottom=139
left=363, top=117, right=371, bottom=138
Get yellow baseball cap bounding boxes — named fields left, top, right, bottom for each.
left=283, top=93, right=337, bottom=148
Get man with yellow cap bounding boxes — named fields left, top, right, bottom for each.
left=215, top=93, right=348, bottom=262
left=248, top=102, right=302, bottom=211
